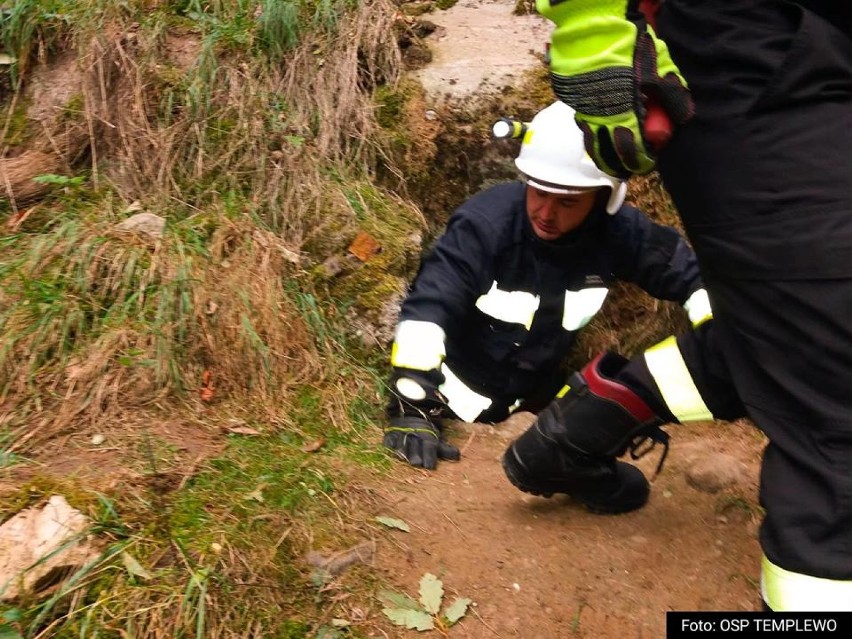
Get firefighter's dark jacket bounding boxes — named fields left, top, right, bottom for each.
left=396, top=181, right=704, bottom=406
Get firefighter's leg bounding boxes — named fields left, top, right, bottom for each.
left=503, top=321, right=745, bottom=514
left=710, top=277, right=852, bottom=611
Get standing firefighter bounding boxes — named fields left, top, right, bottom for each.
left=383, top=101, right=710, bottom=515
left=504, top=0, right=852, bottom=612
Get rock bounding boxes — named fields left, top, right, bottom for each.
left=0, top=495, right=100, bottom=601
left=115, top=212, right=166, bottom=239
left=412, top=19, right=438, bottom=38
left=306, top=541, right=374, bottom=576
left=686, top=454, right=747, bottom=493
left=401, top=1, right=435, bottom=17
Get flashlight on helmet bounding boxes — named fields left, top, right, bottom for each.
left=492, top=117, right=529, bottom=140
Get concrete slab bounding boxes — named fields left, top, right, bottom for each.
left=412, top=0, right=551, bottom=102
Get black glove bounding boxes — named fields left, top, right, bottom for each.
left=383, top=415, right=460, bottom=470
left=387, top=367, right=446, bottom=415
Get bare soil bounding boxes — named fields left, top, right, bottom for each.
left=372, top=416, right=766, bottom=637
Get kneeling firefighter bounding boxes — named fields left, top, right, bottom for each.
left=383, top=101, right=712, bottom=515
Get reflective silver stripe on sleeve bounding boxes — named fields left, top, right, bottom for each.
left=390, top=320, right=446, bottom=371
left=439, top=363, right=493, bottom=423
left=562, top=287, right=608, bottom=331
left=762, top=554, right=852, bottom=611
left=684, top=288, right=713, bottom=326
left=475, top=282, right=540, bottom=329
left=643, top=336, right=713, bottom=422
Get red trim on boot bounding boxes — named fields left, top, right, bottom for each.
left=582, top=353, right=657, bottom=422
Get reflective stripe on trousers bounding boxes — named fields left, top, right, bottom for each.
left=762, top=555, right=852, bottom=611
left=643, top=335, right=713, bottom=422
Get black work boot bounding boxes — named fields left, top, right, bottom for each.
left=502, top=352, right=668, bottom=514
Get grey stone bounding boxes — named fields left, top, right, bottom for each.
left=686, top=454, right=747, bottom=493
left=115, top=212, right=166, bottom=239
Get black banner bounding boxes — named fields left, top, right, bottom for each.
left=667, top=612, right=852, bottom=638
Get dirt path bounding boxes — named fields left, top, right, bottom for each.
left=372, top=416, right=765, bottom=637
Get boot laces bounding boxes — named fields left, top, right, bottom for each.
left=627, top=425, right=669, bottom=478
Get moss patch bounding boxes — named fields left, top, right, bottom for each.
left=1, top=98, right=33, bottom=147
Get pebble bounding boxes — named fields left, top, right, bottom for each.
left=686, top=454, right=747, bottom=493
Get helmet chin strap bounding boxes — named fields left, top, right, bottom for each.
left=606, top=181, right=628, bottom=214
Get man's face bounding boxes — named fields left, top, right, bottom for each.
left=526, top=186, right=599, bottom=241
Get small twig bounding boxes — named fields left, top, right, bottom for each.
left=460, top=430, right=477, bottom=455
left=272, top=526, right=293, bottom=551
left=470, top=604, right=503, bottom=638
left=177, top=453, right=208, bottom=491
left=7, top=204, right=37, bottom=230
left=441, top=512, right=467, bottom=540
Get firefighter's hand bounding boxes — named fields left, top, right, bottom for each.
left=383, top=416, right=460, bottom=470
left=536, top=0, right=694, bottom=178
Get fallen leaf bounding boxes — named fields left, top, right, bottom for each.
left=6, top=206, right=37, bottom=230
left=419, top=573, right=443, bottom=615
left=301, top=438, right=325, bottom=453
left=347, top=231, right=381, bottom=262
left=244, top=483, right=266, bottom=503
left=0, top=54, right=15, bottom=65
left=443, top=597, right=472, bottom=625
left=200, top=370, right=215, bottom=402
left=382, top=608, right=434, bottom=631
left=375, top=516, right=410, bottom=532
left=314, top=626, right=344, bottom=639
left=227, top=426, right=262, bottom=436
left=378, top=589, right=421, bottom=610
left=121, top=552, right=153, bottom=580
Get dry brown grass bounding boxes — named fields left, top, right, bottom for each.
left=0, top=0, right=408, bottom=449
left=0, top=216, right=324, bottom=451
left=571, top=173, right=691, bottom=366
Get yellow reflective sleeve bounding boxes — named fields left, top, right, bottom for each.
left=390, top=320, right=445, bottom=371
left=684, top=288, right=713, bottom=327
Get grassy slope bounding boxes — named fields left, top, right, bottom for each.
left=0, top=1, right=413, bottom=637
left=0, top=2, right=689, bottom=637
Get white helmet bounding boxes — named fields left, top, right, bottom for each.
left=514, top=101, right=627, bottom=214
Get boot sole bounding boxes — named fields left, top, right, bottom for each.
left=502, top=446, right=648, bottom=515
